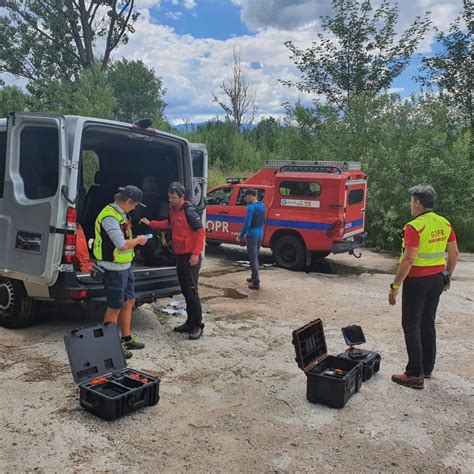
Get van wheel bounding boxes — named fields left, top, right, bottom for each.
left=273, top=235, right=305, bottom=271
left=312, top=251, right=330, bottom=260
left=0, top=278, right=34, bottom=329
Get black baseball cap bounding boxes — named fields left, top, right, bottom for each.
left=118, top=185, right=146, bottom=207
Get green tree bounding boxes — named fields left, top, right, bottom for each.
left=282, top=0, right=430, bottom=111
left=107, top=59, right=167, bottom=124
left=0, top=1, right=139, bottom=83
left=419, top=0, right=473, bottom=128
left=0, top=85, right=29, bottom=116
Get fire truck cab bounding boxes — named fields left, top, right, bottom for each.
left=205, top=160, right=367, bottom=271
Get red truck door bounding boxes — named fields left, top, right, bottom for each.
left=343, top=178, right=367, bottom=238
left=205, top=186, right=234, bottom=241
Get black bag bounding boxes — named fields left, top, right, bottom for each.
left=90, top=264, right=106, bottom=282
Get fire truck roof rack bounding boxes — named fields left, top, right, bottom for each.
left=265, top=160, right=361, bottom=173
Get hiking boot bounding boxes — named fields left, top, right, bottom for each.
left=246, top=277, right=254, bottom=283
left=248, top=281, right=260, bottom=290
left=122, top=336, right=145, bottom=350
left=121, top=342, right=133, bottom=359
left=174, top=323, right=193, bottom=333
left=424, top=373, right=432, bottom=379
left=189, top=326, right=204, bottom=340
left=391, top=373, right=424, bottom=389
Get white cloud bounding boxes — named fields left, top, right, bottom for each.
left=113, top=19, right=316, bottom=124
left=166, top=11, right=183, bottom=20
left=183, top=0, right=197, bottom=9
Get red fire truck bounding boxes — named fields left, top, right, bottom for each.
left=205, top=160, right=367, bottom=270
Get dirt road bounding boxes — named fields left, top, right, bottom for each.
left=1, top=247, right=473, bottom=473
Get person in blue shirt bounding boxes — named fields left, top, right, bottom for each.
left=236, top=189, right=265, bottom=290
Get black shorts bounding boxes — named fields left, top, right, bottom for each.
left=103, top=268, right=135, bottom=309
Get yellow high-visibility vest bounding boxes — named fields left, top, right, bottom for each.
left=401, top=211, right=451, bottom=267
left=93, top=205, right=134, bottom=264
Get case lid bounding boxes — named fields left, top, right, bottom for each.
left=64, top=323, right=126, bottom=384
left=292, top=318, right=328, bottom=372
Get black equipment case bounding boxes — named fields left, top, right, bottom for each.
left=292, top=319, right=363, bottom=408
left=337, top=348, right=381, bottom=382
left=64, top=323, right=160, bottom=421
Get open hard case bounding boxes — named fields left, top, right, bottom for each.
left=292, top=319, right=362, bottom=408
left=64, top=323, right=160, bottom=420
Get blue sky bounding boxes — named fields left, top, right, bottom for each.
left=2, top=0, right=463, bottom=124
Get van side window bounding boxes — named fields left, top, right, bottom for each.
left=348, top=189, right=364, bottom=205
left=0, top=131, right=6, bottom=198
left=236, top=188, right=266, bottom=205
left=206, top=187, right=232, bottom=206
left=19, top=126, right=59, bottom=199
left=279, top=181, right=321, bottom=198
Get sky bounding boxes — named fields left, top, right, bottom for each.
left=3, top=0, right=465, bottom=124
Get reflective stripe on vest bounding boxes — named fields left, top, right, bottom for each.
left=401, top=211, right=451, bottom=267
left=93, top=205, right=134, bottom=264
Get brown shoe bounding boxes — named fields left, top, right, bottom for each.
left=248, top=281, right=260, bottom=290
left=246, top=277, right=254, bottom=283
left=391, top=373, right=424, bottom=389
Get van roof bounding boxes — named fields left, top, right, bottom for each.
left=0, top=114, right=189, bottom=144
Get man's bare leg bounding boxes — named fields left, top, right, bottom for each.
left=104, top=307, right=121, bottom=325
left=118, top=299, right=135, bottom=338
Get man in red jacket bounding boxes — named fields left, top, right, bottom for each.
left=140, top=182, right=206, bottom=340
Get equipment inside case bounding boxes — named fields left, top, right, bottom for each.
left=292, top=318, right=362, bottom=409
left=64, top=323, right=160, bottom=420
left=339, top=325, right=381, bottom=382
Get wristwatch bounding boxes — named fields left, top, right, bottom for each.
left=390, top=283, right=400, bottom=291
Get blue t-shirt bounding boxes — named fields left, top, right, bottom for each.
left=239, top=201, right=265, bottom=238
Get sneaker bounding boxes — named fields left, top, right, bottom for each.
left=122, top=336, right=145, bottom=350
left=189, top=326, right=204, bottom=340
left=248, top=281, right=260, bottom=290
left=391, top=372, right=424, bottom=389
left=174, top=323, right=193, bottom=333
left=121, top=342, right=133, bottom=359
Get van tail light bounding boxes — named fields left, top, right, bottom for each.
left=62, top=207, right=77, bottom=264
left=69, top=290, right=88, bottom=300
left=327, top=219, right=345, bottom=238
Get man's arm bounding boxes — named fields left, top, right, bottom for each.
left=392, top=247, right=417, bottom=286
left=238, top=205, right=254, bottom=239
left=140, top=218, right=170, bottom=231
left=102, top=217, right=147, bottom=251
left=446, top=240, right=459, bottom=274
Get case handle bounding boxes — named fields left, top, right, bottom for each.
left=81, top=398, right=100, bottom=409
left=127, top=397, right=147, bottom=409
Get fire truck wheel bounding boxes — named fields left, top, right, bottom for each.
left=273, top=235, right=305, bottom=271
left=0, top=277, right=34, bottom=329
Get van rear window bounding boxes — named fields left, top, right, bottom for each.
left=19, top=126, right=59, bottom=200
left=0, top=131, right=6, bottom=198
left=279, top=181, right=321, bottom=198
left=348, top=189, right=364, bottom=205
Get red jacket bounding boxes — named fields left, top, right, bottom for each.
left=150, top=203, right=205, bottom=255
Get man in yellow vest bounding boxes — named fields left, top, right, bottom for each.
left=94, top=186, right=148, bottom=359
left=389, top=185, right=459, bottom=389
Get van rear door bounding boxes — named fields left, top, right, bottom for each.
left=190, top=143, right=208, bottom=210
left=1, top=113, right=68, bottom=285
left=343, top=177, right=367, bottom=238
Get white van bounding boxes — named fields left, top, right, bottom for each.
left=0, top=113, right=208, bottom=328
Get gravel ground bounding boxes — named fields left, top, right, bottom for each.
left=0, top=247, right=473, bottom=473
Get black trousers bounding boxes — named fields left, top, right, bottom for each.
left=401, top=273, right=444, bottom=377
left=176, top=253, right=203, bottom=329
